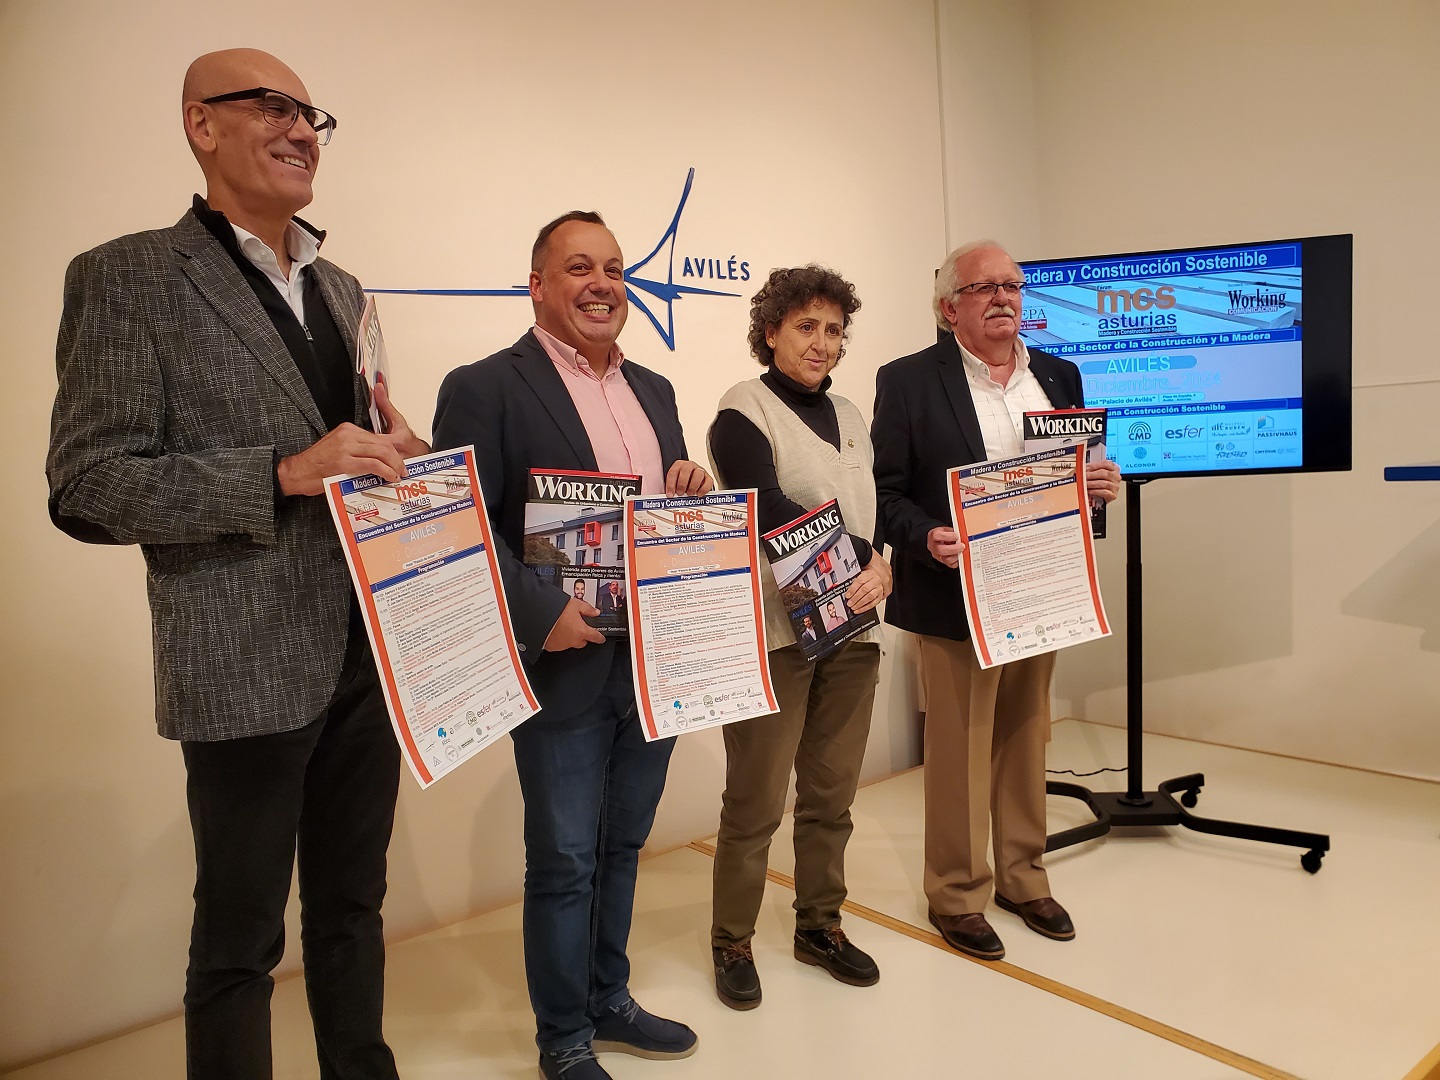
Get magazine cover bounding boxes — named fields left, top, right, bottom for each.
left=761, top=499, right=878, bottom=662
left=1022, top=407, right=1108, bottom=538
left=523, top=469, right=641, bottom=638
left=356, top=295, right=391, bottom=434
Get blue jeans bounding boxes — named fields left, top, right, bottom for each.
left=510, top=648, right=676, bottom=1052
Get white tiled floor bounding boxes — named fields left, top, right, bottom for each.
left=718, top=720, right=1440, bottom=1080
left=6, top=845, right=1254, bottom=1080
left=9, top=722, right=1438, bottom=1080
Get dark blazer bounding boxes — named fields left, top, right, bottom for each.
left=432, top=330, right=689, bottom=720
left=46, top=209, right=369, bottom=740
left=872, top=336, right=1084, bottom=641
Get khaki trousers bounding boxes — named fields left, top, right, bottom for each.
left=918, top=634, right=1055, bottom=916
left=711, top=642, right=880, bottom=946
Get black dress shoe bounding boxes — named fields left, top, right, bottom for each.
left=928, top=909, right=1005, bottom=960
left=793, top=926, right=880, bottom=986
left=712, top=942, right=762, bottom=1010
left=995, top=894, right=1076, bottom=941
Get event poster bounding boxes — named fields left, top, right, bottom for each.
left=761, top=499, right=878, bottom=662
left=325, top=446, right=539, bottom=788
left=947, top=444, right=1110, bottom=669
left=625, top=490, right=779, bottom=741
left=522, top=469, right=640, bottom=639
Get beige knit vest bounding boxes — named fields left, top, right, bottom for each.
left=709, top=378, right=880, bottom=651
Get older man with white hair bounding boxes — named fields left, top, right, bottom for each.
left=871, top=241, right=1121, bottom=961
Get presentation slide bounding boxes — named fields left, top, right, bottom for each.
left=1019, top=242, right=1304, bottom=475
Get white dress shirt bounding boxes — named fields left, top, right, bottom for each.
left=954, top=335, right=1056, bottom=459
left=229, top=220, right=322, bottom=325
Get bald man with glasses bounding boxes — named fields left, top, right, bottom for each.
left=47, top=50, right=427, bottom=1079
left=871, top=241, right=1121, bottom=962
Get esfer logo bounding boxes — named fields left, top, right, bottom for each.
left=368, top=169, right=745, bottom=351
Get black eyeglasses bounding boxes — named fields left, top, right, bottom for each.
left=954, top=281, right=1026, bottom=299
left=201, top=87, right=337, bottom=145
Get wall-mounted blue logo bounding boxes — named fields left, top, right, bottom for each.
left=368, top=169, right=745, bottom=350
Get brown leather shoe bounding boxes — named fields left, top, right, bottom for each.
left=995, top=895, right=1076, bottom=941
left=927, top=909, right=1005, bottom=960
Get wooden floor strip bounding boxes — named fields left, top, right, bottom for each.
left=1402, top=1039, right=1440, bottom=1080
left=688, top=839, right=1298, bottom=1080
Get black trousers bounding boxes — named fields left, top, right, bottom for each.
left=181, top=626, right=401, bottom=1080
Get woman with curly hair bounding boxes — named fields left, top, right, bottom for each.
left=705, top=265, right=892, bottom=1010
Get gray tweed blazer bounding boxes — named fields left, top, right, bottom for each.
left=47, top=208, right=368, bottom=742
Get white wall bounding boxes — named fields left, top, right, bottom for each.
left=0, top=0, right=945, bottom=1067
left=934, top=0, right=1044, bottom=254
left=1009, top=0, right=1440, bottom=779
left=11, top=0, right=1436, bottom=1067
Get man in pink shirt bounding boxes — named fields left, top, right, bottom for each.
left=433, top=212, right=711, bottom=1080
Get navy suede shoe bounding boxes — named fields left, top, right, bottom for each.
left=538, top=1043, right=611, bottom=1079
left=591, top=997, right=698, bottom=1060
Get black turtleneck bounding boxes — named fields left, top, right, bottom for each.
left=709, top=366, right=873, bottom=565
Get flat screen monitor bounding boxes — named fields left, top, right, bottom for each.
left=1013, top=234, right=1352, bottom=479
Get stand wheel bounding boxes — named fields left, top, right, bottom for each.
left=1180, top=788, right=1200, bottom=808
left=1301, top=849, right=1324, bottom=874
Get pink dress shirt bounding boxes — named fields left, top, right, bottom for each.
left=532, top=325, right=666, bottom=496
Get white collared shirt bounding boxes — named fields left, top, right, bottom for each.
left=229, top=220, right=322, bottom=324
left=954, top=334, right=1056, bottom=458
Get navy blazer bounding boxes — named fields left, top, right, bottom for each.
left=871, top=336, right=1084, bottom=641
left=432, top=330, right=689, bottom=720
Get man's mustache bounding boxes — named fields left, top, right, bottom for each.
left=984, top=304, right=1017, bottom=319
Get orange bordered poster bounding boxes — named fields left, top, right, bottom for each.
left=947, top=444, right=1110, bottom=669
left=624, top=489, right=778, bottom=741
left=325, top=446, right=539, bottom=787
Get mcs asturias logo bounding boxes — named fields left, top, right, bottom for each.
left=368, top=169, right=744, bottom=350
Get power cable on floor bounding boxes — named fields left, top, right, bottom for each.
left=1045, top=766, right=1127, bottom=778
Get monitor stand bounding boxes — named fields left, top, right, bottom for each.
left=1045, top=480, right=1330, bottom=874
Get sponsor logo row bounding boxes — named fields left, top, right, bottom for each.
left=1124, top=415, right=1298, bottom=443
left=1118, top=414, right=1301, bottom=469
left=1122, top=442, right=1302, bottom=468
